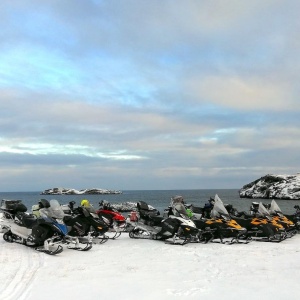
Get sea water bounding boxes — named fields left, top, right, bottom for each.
left=0, top=189, right=300, bottom=214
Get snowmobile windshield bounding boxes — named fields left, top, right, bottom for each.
left=257, top=202, right=271, bottom=218
left=40, top=199, right=65, bottom=219
left=85, top=205, right=98, bottom=215
left=269, top=200, right=283, bottom=215
left=172, top=203, right=189, bottom=219
left=210, top=194, right=230, bottom=220
left=170, top=195, right=184, bottom=206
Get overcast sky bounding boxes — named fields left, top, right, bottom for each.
left=1, top=0, right=299, bottom=192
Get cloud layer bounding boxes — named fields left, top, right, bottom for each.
left=1, top=1, right=300, bottom=191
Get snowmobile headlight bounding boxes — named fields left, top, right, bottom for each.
left=185, top=227, right=191, bottom=231
left=97, top=226, right=103, bottom=230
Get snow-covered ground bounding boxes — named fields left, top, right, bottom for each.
left=1, top=233, right=300, bottom=300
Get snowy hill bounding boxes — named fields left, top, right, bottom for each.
left=239, top=174, right=300, bottom=199
left=41, top=187, right=122, bottom=195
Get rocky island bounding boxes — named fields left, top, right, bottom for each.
left=41, top=187, right=122, bottom=195
left=239, top=173, right=300, bottom=199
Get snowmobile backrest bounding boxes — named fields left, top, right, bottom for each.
left=39, top=199, right=50, bottom=208
left=137, top=201, right=150, bottom=211
left=32, top=204, right=41, bottom=217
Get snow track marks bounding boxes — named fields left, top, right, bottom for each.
left=0, top=241, right=44, bottom=300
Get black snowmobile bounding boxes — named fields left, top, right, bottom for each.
left=125, top=201, right=161, bottom=232
left=285, top=205, right=300, bottom=232
left=163, top=196, right=216, bottom=243
left=266, top=200, right=297, bottom=237
left=63, top=201, right=110, bottom=243
left=192, top=195, right=248, bottom=245
left=226, top=202, right=287, bottom=242
left=129, top=200, right=199, bottom=245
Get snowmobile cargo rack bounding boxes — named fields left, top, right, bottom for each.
left=0, top=199, right=27, bottom=213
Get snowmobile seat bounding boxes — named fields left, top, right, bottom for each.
left=191, top=205, right=203, bottom=214
left=150, top=216, right=164, bottom=226
left=63, top=215, right=74, bottom=226
left=21, top=214, right=38, bottom=228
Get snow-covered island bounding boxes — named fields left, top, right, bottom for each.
left=239, top=173, right=300, bottom=199
left=41, top=187, right=122, bottom=195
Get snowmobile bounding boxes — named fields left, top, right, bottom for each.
left=129, top=200, right=199, bottom=245
left=0, top=199, right=90, bottom=255
left=126, top=201, right=161, bottom=232
left=226, top=202, right=287, bottom=242
left=192, top=195, right=248, bottom=245
left=285, top=205, right=300, bottom=232
left=163, top=196, right=216, bottom=243
left=267, top=200, right=297, bottom=237
left=0, top=199, right=26, bottom=233
left=62, top=200, right=110, bottom=243
left=95, top=200, right=126, bottom=239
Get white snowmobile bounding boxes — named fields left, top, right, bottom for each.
left=129, top=200, right=199, bottom=245
left=1, top=199, right=92, bottom=255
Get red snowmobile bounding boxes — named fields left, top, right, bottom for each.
left=96, top=200, right=126, bottom=239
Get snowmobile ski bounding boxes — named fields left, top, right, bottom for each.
left=92, top=234, right=109, bottom=244
left=35, top=244, right=64, bottom=255
left=67, top=242, right=92, bottom=251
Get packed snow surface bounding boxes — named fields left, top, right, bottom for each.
left=1, top=233, right=300, bottom=300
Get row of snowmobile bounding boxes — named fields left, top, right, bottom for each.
left=0, top=199, right=127, bottom=255
left=1, top=195, right=300, bottom=255
left=126, top=195, right=300, bottom=245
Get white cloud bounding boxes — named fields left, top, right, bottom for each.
left=185, top=75, right=296, bottom=112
